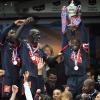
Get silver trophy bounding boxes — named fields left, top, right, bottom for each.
left=66, top=0, right=81, bottom=29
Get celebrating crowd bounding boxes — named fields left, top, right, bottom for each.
left=0, top=0, right=100, bottom=100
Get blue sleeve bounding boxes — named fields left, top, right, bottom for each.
left=61, top=10, right=69, bottom=48
left=15, top=24, right=25, bottom=39
left=79, top=22, right=89, bottom=43
left=37, top=75, right=44, bottom=92
left=0, top=23, right=16, bottom=43
left=61, top=33, right=68, bottom=48
left=20, top=42, right=29, bottom=73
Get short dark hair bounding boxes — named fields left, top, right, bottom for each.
left=87, top=68, right=94, bottom=76
left=53, top=87, right=65, bottom=92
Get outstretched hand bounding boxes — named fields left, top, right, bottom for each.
left=37, top=58, right=45, bottom=75
left=24, top=17, right=34, bottom=25
left=14, top=19, right=26, bottom=26
left=37, top=58, right=45, bottom=71
left=14, top=17, right=34, bottom=26
left=12, top=85, right=19, bottom=94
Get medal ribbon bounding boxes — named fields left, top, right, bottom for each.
left=12, top=47, right=18, bottom=65
left=73, top=49, right=81, bottom=66
left=26, top=42, right=39, bottom=63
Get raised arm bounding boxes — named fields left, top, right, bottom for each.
left=0, top=19, right=27, bottom=43
left=15, top=17, right=34, bottom=39
left=0, top=23, right=16, bottom=43
left=78, top=22, right=89, bottom=52
left=61, top=6, right=69, bottom=48
left=61, top=6, right=67, bottom=34
left=37, top=58, right=45, bottom=92
left=79, top=22, right=89, bottom=43
left=10, top=85, right=19, bottom=100
left=23, top=71, right=33, bottom=100
left=61, top=32, right=69, bottom=49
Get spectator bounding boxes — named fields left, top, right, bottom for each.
left=10, top=85, right=19, bottom=100
left=23, top=58, right=45, bottom=100
left=86, top=69, right=100, bottom=91
left=42, top=44, right=58, bottom=70
left=42, top=44, right=66, bottom=85
left=95, top=92, right=100, bottom=100
left=42, top=44, right=54, bottom=58
left=23, top=71, right=33, bottom=100
left=87, top=69, right=95, bottom=80
left=43, top=95, right=52, bottom=100
left=42, top=44, right=62, bottom=69
left=54, top=55, right=67, bottom=85
left=76, top=79, right=98, bottom=100
left=52, top=89, right=62, bottom=100
left=45, top=68, right=64, bottom=97
left=61, top=89, right=73, bottom=100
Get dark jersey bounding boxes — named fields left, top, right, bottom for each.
left=20, top=40, right=46, bottom=77
left=0, top=23, right=20, bottom=77
left=61, top=22, right=89, bottom=76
